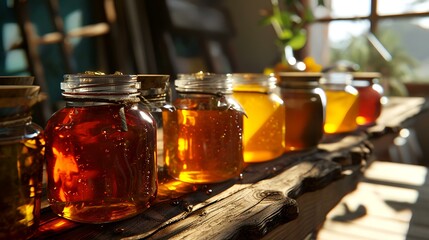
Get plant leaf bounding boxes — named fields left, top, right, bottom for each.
left=288, top=30, right=307, bottom=50
left=279, top=29, right=293, bottom=40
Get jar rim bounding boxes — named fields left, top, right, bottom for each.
left=175, top=72, right=232, bottom=94
left=231, top=73, right=277, bottom=89
left=352, top=72, right=381, bottom=80
left=61, top=74, right=141, bottom=102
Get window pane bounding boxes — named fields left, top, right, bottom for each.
left=378, top=0, right=429, bottom=15
left=378, top=17, right=429, bottom=83
left=312, top=0, right=371, bottom=18
left=307, top=20, right=370, bottom=67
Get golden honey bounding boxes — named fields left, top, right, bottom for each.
left=321, top=72, right=359, bottom=134
left=163, top=73, right=244, bottom=183
left=232, top=74, right=284, bottom=162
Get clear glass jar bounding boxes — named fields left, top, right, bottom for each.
left=136, top=74, right=170, bottom=177
left=231, top=73, right=284, bottom=162
left=162, top=72, right=244, bottom=183
left=352, top=72, right=384, bottom=126
left=278, top=72, right=326, bottom=152
left=0, top=85, right=44, bottom=240
left=44, top=73, right=157, bottom=223
left=321, top=72, right=359, bottom=134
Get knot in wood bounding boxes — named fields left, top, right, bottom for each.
left=254, top=190, right=284, bottom=201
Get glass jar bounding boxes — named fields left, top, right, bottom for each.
left=136, top=74, right=170, bottom=175
left=231, top=73, right=284, bottom=162
left=162, top=72, right=244, bottom=183
left=278, top=72, right=326, bottom=152
left=0, top=85, right=44, bottom=240
left=321, top=72, right=359, bottom=134
left=352, top=72, right=384, bottom=126
left=44, top=73, right=157, bottom=223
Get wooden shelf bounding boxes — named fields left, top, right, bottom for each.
left=33, top=97, right=426, bottom=240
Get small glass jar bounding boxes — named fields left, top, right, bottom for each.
left=44, top=73, right=157, bottom=223
left=231, top=73, right=284, bottom=162
left=163, top=72, right=244, bottom=183
left=0, top=85, right=44, bottom=240
left=278, top=72, right=326, bottom=152
left=321, top=72, right=359, bottom=134
left=352, top=72, right=384, bottom=126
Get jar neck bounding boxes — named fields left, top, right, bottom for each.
left=278, top=81, right=320, bottom=89
left=321, top=72, right=353, bottom=86
left=64, top=97, right=140, bottom=107
left=175, top=72, right=232, bottom=95
left=231, top=73, right=276, bottom=93
left=61, top=73, right=141, bottom=103
left=0, top=116, right=33, bottom=141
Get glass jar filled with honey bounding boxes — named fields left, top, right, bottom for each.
left=0, top=83, right=44, bottom=240
left=278, top=72, right=326, bottom=152
left=44, top=73, right=157, bottom=223
left=352, top=72, right=384, bottom=126
left=231, top=73, right=284, bottom=162
left=163, top=72, right=244, bottom=183
left=321, top=71, right=359, bottom=134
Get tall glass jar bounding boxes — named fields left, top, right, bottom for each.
left=321, top=72, right=359, bottom=134
left=163, top=72, right=244, bottom=183
left=278, top=72, right=326, bottom=152
left=44, top=73, right=157, bottom=223
left=231, top=73, right=284, bottom=162
left=0, top=85, right=44, bottom=240
left=352, top=72, right=384, bottom=126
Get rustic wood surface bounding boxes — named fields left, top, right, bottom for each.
left=32, top=97, right=425, bottom=240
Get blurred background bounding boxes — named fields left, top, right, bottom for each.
left=1, top=0, right=429, bottom=163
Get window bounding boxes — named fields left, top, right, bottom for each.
left=307, top=0, right=429, bottom=94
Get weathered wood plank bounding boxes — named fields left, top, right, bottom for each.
left=34, top=134, right=370, bottom=240
left=263, top=164, right=362, bottom=240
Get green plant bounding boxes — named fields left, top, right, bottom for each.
left=261, top=0, right=325, bottom=51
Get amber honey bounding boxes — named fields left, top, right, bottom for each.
left=45, top=74, right=157, bottom=223
left=163, top=73, right=244, bottom=183
left=163, top=105, right=243, bottom=183
left=0, top=125, right=44, bottom=240
left=232, top=74, right=284, bottom=162
left=45, top=104, right=157, bottom=223
left=278, top=73, right=326, bottom=152
left=0, top=83, right=44, bottom=239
